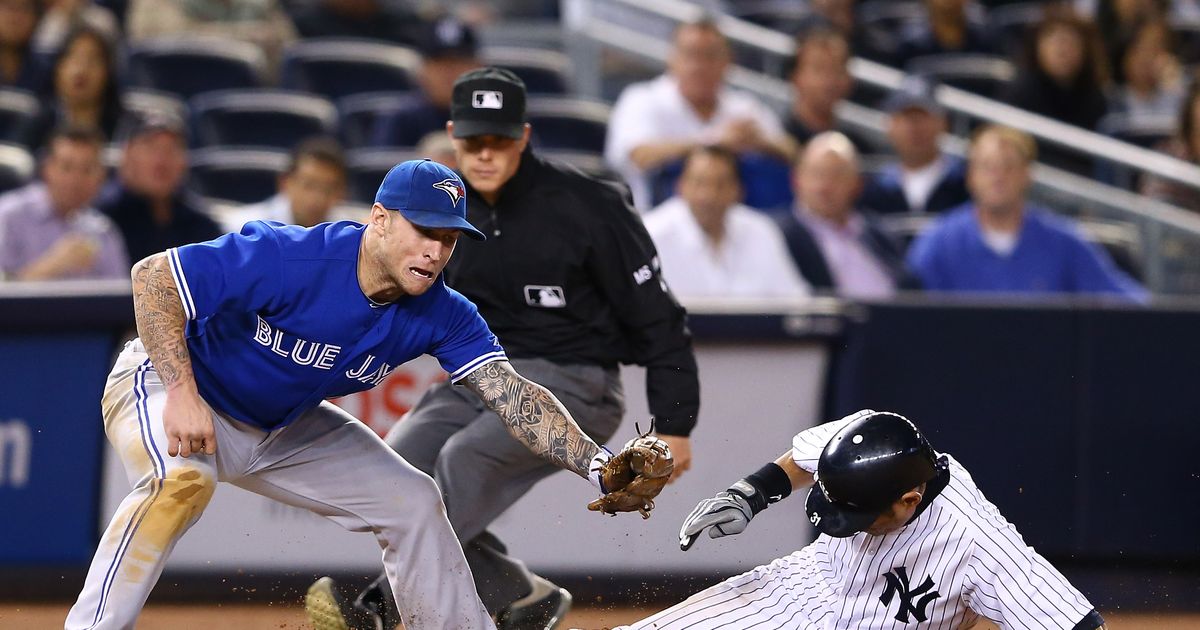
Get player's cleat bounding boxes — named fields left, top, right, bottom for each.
left=495, top=574, right=572, bottom=630
left=305, top=576, right=385, bottom=630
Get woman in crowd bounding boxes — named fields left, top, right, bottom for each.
left=31, top=26, right=123, bottom=150
left=1141, top=80, right=1200, bottom=213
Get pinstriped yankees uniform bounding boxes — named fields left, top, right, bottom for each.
left=624, top=418, right=1102, bottom=629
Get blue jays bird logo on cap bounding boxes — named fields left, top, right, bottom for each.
left=432, top=178, right=465, bottom=205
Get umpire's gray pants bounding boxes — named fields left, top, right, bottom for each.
left=385, top=358, right=624, bottom=614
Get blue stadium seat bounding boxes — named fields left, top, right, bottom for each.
left=336, top=91, right=413, bottom=148
left=188, top=148, right=289, bottom=204
left=526, top=97, right=610, bottom=153
left=281, top=39, right=420, bottom=100
left=987, top=2, right=1045, bottom=58
left=905, top=54, right=1015, bottom=99
left=190, top=90, right=338, bottom=150
left=1098, top=113, right=1175, bottom=149
left=0, top=89, right=41, bottom=147
left=0, top=143, right=34, bottom=194
left=481, top=46, right=571, bottom=95
left=126, top=37, right=266, bottom=100
left=346, top=147, right=421, bottom=204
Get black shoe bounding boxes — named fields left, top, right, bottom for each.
left=495, top=574, right=572, bottom=630
left=305, top=576, right=385, bottom=630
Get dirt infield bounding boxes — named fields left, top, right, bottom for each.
left=5, top=603, right=1199, bottom=629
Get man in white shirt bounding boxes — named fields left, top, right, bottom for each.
left=643, top=145, right=809, bottom=302
left=605, top=18, right=792, bottom=210
left=775, top=132, right=911, bottom=299
left=222, top=137, right=348, bottom=231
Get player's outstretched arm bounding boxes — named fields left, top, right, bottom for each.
left=131, top=253, right=215, bottom=457
left=462, top=360, right=600, bottom=478
left=679, top=450, right=808, bottom=551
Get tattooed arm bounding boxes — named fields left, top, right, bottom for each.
left=462, top=360, right=601, bottom=478
left=131, top=253, right=216, bottom=457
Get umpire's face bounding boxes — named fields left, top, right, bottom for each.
left=447, top=122, right=531, bottom=204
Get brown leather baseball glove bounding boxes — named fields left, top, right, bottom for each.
left=587, top=435, right=674, bottom=518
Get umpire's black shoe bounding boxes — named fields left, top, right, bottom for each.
left=496, top=574, right=573, bottom=630
left=305, top=576, right=385, bottom=630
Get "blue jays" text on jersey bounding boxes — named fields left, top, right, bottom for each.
left=166, top=220, right=506, bottom=430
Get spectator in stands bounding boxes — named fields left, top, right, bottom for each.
left=33, top=0, right=119, bottom=52
left=1141, top=80, right=1200, bottom=212
left=802, top=0, right=896, bottom=66
left=1004, top=10, right=1109, bottom=132
left=0, top=0, right=45, bottom=91
left=775, top=132, right=910, bottom=299
left=785, top=27, right=870, bottom=151
left=371, top=15, right=481, bottom=148
left=1107, top=18, right=1184, bottom=122
left=417, top=130, right=457, bottom=169
left=908, top=125, right=1146, bottom=299
left=643, top=145, right=810, bottom=301
left=895, top=0, right=994, bottom=68
left=287, top=0, right=420, bottom=44
left=1094, top=0, right=1167, bottom=69
left=30, top=26, right=123, bottom=151
left=99, top=110, right=223, bottom=265
left=221, top=137, right=347, bottom=232
left=0, top=124, right=127, bottom=281
left=858, top=77, right=969, bottom=215
left=126, top=0, right=297, bottom=76
left=605, top=17, right=791, bottom=210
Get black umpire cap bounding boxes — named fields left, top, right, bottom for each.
left=450, top=67, right=527, bottom=139
left=805, top=411, right=942, bottom=538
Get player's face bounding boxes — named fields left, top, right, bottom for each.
left=865, top=488, right=923, bottom=536
left=448, top=123, right=531, bottom=204
left=375, top=208, right=459, bottom=297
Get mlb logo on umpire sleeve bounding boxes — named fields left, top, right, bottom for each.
left=473, top=90, right=504, bottom=109
left=524, top=285, right=566, bottom=308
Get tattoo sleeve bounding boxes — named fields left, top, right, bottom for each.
left=463, top=360, right=601, bottom=477
left=131, top=254, right=195, bottom=390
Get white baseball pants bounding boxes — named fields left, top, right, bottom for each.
left=66, top=339, right=492, bottom=630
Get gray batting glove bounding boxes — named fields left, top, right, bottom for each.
left=678, top=482, right=756, bottom=551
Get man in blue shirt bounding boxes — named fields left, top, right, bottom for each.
left=66, top=159, right=660, bottom=630
left=907, top=125, right=1146, bottom=301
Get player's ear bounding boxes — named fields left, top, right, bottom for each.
left=369, top=203, right=390, bottom=231
left=899, top=488, right=923, bottom=509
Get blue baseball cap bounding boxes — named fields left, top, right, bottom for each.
left=375, top=159, right=485, bottom=241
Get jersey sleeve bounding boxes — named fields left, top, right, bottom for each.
left=791, top=409, right=876, bottom=472
left=432, top=287, right=507, bottom=383
left=585, top=184, right=701, bottom=436
left=961, top=520, right=1098, bottom=629
left=166, top=221, right=284, bottom=321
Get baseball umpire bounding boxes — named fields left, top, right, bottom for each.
left=307, top=67, right=701, bottom=630
left=66, top=159, right=671, bottom=630
left=625, top=410, right=1108, bottom=629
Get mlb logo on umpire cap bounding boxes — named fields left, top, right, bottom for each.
left=451, top=67, right=527, bottom=140
left=375, top=159, right=485, bottom=241
left=473, top=90, right=503, bottom=109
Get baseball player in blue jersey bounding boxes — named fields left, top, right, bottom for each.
left=65, top=159, right=669, bottom=630
left=624, top=410, right=1107, bottom=630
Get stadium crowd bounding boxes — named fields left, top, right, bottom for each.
left=1, top=0, right=1191, bottom=302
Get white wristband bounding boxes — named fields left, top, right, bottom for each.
left=588, top=446, right=613, bottom=493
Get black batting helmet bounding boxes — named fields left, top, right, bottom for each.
left=805, top=411, right=942, bottom=538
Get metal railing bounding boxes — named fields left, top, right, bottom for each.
left=563, top=0, right=1200, bottom=294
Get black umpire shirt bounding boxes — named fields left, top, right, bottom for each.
left=444, top=147, right=701, bottom=436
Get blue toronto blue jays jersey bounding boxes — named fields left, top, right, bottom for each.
left=165, top=220, right=506, bottom=430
